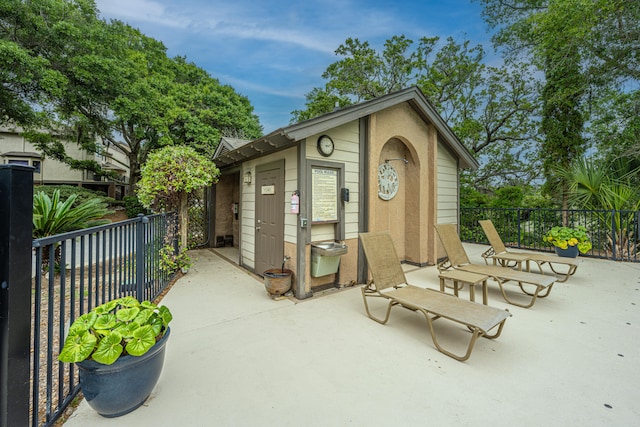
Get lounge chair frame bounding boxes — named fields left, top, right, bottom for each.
left=359, top=232, right=511, bottom=361
left=479, top=219, right=578, bottom=283
left=435, top=224, right=557, bottom=308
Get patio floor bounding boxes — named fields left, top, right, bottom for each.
left=63, top=243, right=640, bottom=426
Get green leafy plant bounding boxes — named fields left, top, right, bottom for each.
left=123, top=195, right=149, bottom=218
left=33, top=189, right=112, bottom=238
left=159, top=244, right=193, bottom=273
left=33, top=189, right=113, bottom=270
left=59, top=297, right=172, bottom=365
left=543, top=226, right=592, bottom=254
left=137, top=145, right=220, bottom=249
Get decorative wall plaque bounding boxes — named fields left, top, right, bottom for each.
left=378, top=163, right=399, bottom=200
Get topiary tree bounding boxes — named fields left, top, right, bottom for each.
left=137, top=145, right=220, bottom=248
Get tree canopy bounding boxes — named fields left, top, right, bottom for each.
left=291, top=35, right=541, bottom=189
left=137, top=145, right=220, bottom=248
left=1, top=0, right=262, bottom=192
left=477, top=0, right=640, bottom=204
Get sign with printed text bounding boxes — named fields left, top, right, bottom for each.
left=311, top=168, right=338, bottom=222
left=261, top=185, right=275, bottom=195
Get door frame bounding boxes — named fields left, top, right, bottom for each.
left=254, top=160, right=285, bottom=276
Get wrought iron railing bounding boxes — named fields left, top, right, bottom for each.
left=30, top=212, right=178, bottom=427
left=460, top=207, right=640, bottom=262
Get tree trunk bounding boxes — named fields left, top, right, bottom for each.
left=179, top=192, right=189, bottom=249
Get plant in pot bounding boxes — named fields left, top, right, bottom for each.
left=543, top=225, right=592, bottom=257
left=58, top=296, right=173, bottom=417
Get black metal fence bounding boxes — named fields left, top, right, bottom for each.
left=30, top=212, right=178, bottom=426
left=460, top=207, right=640, bottom=262
left=1, top=164, right=180, bottom=427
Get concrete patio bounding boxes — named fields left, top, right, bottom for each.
left=64, top=243, right=640, bottom=426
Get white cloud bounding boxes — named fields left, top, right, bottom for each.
left=95, top=0, right=341, bottom=53
left=95, top=0, right=191, bottom=29
left=217, top=74, right=308, bottom=100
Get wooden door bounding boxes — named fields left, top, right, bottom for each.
left=255, top=166, right=284, bottom=275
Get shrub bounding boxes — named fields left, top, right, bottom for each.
left=123, top=195, right=148, bottom=218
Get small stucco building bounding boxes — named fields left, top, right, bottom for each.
left=210, top=87, right=478, bottom=299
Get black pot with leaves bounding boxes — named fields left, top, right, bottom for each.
left=59, top=297, right=172, bottom=417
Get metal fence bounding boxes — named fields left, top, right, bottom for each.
left=460, top=207, right=640, bottom=262
left=28, top=212, right=179, bottom=426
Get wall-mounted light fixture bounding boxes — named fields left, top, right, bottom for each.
left=243, top=171, right=252, bottom=184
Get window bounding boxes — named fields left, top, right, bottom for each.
left=6, top=158, right=41, bottom=172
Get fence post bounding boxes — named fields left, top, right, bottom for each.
left=0, top=165, right=34, bottom=427
left=135, top=214, right=149, bottom=300
left=517, top=208, right=522, bottom=247
left=611, top=209, right=617, bottom=260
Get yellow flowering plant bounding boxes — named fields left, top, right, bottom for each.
left=543, top=226, right=592, bottom=254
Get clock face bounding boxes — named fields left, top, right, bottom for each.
left=317, top=135, right=334, bottom=157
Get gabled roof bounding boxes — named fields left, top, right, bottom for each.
left=213, top=86, right=478, bottom=170
left=213, top=137, right=252, bottom=159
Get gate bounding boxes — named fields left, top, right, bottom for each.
left=187, top=187, right=208, bottom=247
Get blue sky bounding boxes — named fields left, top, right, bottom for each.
left=94, top=0, right=492, bottom=133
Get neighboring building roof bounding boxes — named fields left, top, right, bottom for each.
left=101, top=162, right=126, bottom=172
left=213, top=86, right=479, bottom=170
left=1, top=151, right=43, bottom=159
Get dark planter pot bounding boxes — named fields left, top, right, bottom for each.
left=263, top=268, right=292, bottom=295
left=76, top=327, right=170, bottom=418
left=555, top=245, right=579, bottom=258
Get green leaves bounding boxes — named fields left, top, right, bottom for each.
left=125, top=326, right=157, bottom=357
left=58, top=330, right=97, bottom=363
left=292, top=34, right=541, bottom=189
left=92, top=331, right=124, bottom=365
left=3, top=0, right=262, bottom=195
left=59, top=297, right=172, bottom=365
left=32, top=189, right=112, bottom=238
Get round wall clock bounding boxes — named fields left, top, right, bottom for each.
left=317, top=135, right=334, bottom=157
left=378, top=163, right=399, bottom=200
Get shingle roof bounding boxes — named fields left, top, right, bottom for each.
left=213, top=86, right=478, bottom=170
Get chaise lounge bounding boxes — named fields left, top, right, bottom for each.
left=359, top=231, right=511, bottom=362
left=434, top=223, right=557, bottom=308
left=479, top=219, right=578, bottom=283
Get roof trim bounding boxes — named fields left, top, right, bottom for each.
left=1, top=151, right=43, bottom=159
left=213, top=86, right=478, bottom=170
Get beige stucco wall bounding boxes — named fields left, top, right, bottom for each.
left=367, top=102, right=438, bottom=266
left=214, top=172, right=240, bottom=247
